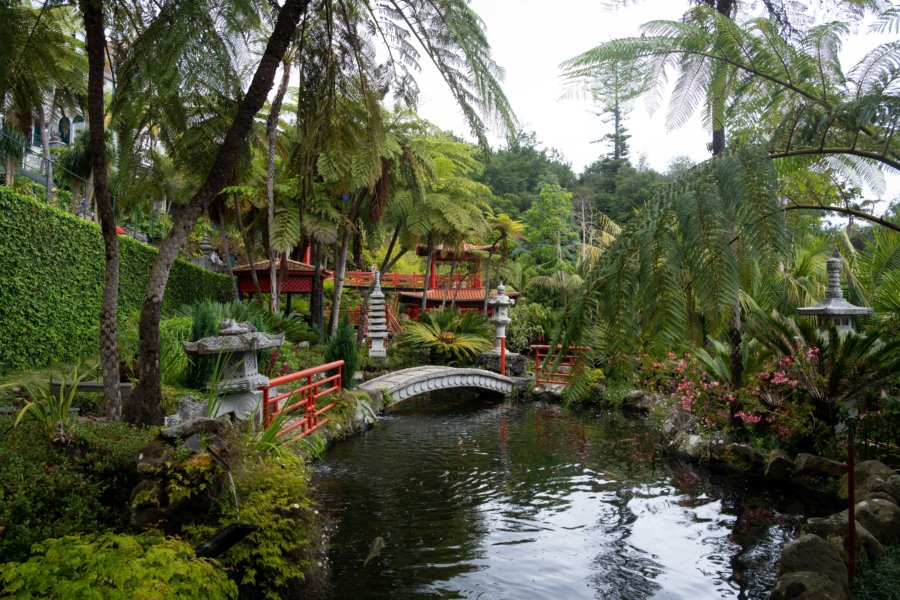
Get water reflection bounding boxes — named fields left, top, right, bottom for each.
left=313, top=391, right=807, bottom=599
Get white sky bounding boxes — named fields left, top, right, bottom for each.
left=411, top=0, right=898, bottom=212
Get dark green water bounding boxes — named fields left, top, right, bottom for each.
left=313, top=391, right=813, bottom=599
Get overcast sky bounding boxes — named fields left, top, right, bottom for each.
left=411, top=0, right=898, bottom=210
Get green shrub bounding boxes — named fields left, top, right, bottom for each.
left=507, top=301, right=557, bottom=353
left=0, top=417, right=155, bottom=562
left=184, top=302, right=220, bottom=390
left=186, top=453, right=324, bottom=599
left=0, top=532, right=237, bottom=599
left=0, top=187, right=232, bottom=376
left=325, top=315, right=359, bottom=389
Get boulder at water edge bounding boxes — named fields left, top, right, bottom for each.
left=771, top=571, right=848, bottom=600
left=801, top=512, right=884, bottom=565
left=765, top=449, right=794, bottom=480
left=839, top=460, right=895, bottom=501
left=851, top=498, right=900, bottom=546
left=778, top=533, right=848, bottom=585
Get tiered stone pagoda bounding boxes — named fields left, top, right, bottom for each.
left=182, top=319, right=284, bottom=419
left=367, top=269, right=388, bottom=359
left=798, top=254, right=872, bottom=334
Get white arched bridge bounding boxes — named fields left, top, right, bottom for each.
left=358, top=366, right=515, bottom=403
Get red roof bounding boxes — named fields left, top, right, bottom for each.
left=399, top=288, right=519, bottom=302
left=233, top=258, right=331, bottom=276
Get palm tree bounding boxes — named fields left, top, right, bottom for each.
left=561, top=5, right=900, bottom=396
left=482, top=213, right=524, bottom=312
left=79, top=0, right=122, bottom=418
left=122, top=0, right=514, bottom=423
left=0, top=3, right=85, bottom=187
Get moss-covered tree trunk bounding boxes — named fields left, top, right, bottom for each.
left=126, top=0, right=311, bottom=425
left=81, top=0, right=121, bottom=419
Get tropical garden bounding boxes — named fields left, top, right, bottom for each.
left=0, top=0, right=898, bottom=597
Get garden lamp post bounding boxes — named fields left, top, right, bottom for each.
left=488, top=283, right=514, bottom=376
left=797, top=252, right=872, bottom=585
left=797, top=253, right=872, bottom=332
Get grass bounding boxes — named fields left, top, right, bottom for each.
left=853, top=545, right=900, bottom=600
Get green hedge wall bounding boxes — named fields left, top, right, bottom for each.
left=0, top=188, right=233, bottom=375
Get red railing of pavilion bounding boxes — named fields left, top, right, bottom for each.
left=260, top=360, right=343, bottom=437
left=340, top=271, right=479, bottom=290
left=531, top=345, right=591, bottom=386
left=346, top=304, right=404, bottom=337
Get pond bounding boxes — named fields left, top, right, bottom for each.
left=313, top=390, right=818, bottom=599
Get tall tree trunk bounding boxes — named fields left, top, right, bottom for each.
left=126, top=0, right=310, bottom=425
left=380, top=223, right=401, bottom=272
left=382, top=248, right=407, bottom=274
left=235, top=195, right=264, bottom=308
left=266, top=55, right=292, bottom=314
left=328, top=194, right=364, bottom=336
left=442, top=255, right=457, bottom=310
left=81, top=0, right=121, bottom=420
left=482, top=248, right=494, bottom=313
left=37, top=101, right=53, bottom=204
left=421, top=238, right=434, bottom=313
left=217, top=207, right=240, bottom=300
left=4, top=155, right=15, bottom=186
left=311, top=240, right=324, bottom=343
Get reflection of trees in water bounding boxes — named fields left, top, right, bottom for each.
left=315, top=394, right=808, bottom=599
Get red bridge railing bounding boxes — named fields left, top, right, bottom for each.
left=260, top=360, right=343, bottom=437
left=532, top=345, right=591, bottom=386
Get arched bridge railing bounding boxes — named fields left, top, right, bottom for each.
left=359, top=366, right=514, bottom=403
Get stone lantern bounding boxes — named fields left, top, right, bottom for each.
left=367, top=269, right=388, bottom=359
left=488, top=283, right=515, bottom=374
left=182, top=319, right=284, bottom=420
left=797, top=254, right=872, bottom=334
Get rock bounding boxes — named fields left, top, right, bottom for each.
left=136, top=440, right=175, bottom=474
left=474, top=351, right=526, bottom=377
left=532, top=384, right=565, bottom=403
left=676, top=433, right=710, bottom=461
left=871, top=475, right=900, bottom=504
left=621, top=390, right=659, bottom=413
left=778, top=534, right=847, bottom=586
left=852, top=498, right=900, bottom=545
left=801, top=512, right=884, bottom=565
left=163, top=396, right=206, bottom=428
left=839, top=460, right=896, bottom=501
left=160, top=416, right=229, bottom=440
left=865, top=491, right=897, bottom=503
left=766, top=449, right=795, bottom=480
left=661, top=406, right=696, bottom=437
left=130, top=478, right=163, bottom=510
left=722, top=443, right=764, bottom=473
left=795, top=453, right=846, bottom=479
left=771, top=571, right=848, bottom=600
left=296, top=341, right=310, bottom=349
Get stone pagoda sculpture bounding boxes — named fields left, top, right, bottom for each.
left=475, top=282, right=524, bottom=376
left=182, top=319, right=284, bottom=420
left=367, top=268, right=388, bottom=359
left=798, top=253, right=872, bottom=334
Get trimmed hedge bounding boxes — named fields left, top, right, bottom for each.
left=0, top=188, right=232, bottom=375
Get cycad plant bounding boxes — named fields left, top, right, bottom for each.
left=397, top=308, right=493, bottom=365
left=750, top=312, right=900, bottom=430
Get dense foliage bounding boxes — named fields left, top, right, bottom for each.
left=185, top=453, right=324, bottom=599
left=0, top=417, right=156, bottom=562
left=0, top=532, right=237, bottom=599
left=0, top=189, right=232, bottom=376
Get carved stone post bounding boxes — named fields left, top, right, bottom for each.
left=367, top=269, right=388, bottom=359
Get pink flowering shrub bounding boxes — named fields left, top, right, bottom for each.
left=635, top=348, right=826, bottom=452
